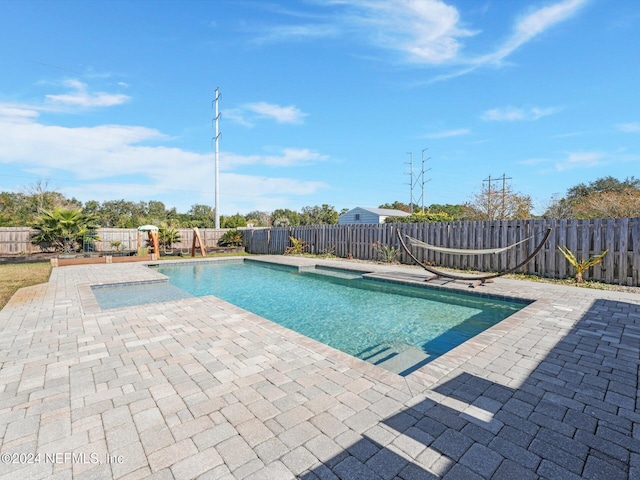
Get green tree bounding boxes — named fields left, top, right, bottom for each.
left=299, top=204, right=338, bottom=225
left=272, top=209, right=301, bottom=227
left=0, top=192, right=32, bottom=226
left=245, top=210, right=271, bottom=227
left=31, top=207, right=99, bottom=252
left=221, top=213, right=247, bottom=228
left=567, top=176, right=640, bottom=202
left=378, top=201, right=411, bottom=213
left=544, top=176, right=640, bottom=218
left=427, top=204, right=466, bottom=220
left=23, top=180, right=80, bottom=213
left=148, top=200, right=168, bottom=224
left=187, top=204, right=216, bottom=228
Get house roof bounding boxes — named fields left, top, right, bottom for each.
left=348, top=207, right=411, bottom=217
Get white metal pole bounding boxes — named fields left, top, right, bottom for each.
left=214, top=87, right=220, bottom=229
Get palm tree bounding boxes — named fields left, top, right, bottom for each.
left=158, top=227, right=181, bottom=252
left=31, top=207, right=99, bottom=252
left=557, top=246, right=609, bottom=283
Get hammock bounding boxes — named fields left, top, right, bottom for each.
left=396, top=227, right=552, bottom=287
left=406, top=235, right=533, bottom=256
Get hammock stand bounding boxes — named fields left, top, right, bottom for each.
left=396, top=227, right=552, bottom=287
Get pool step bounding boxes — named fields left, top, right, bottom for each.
left=356, top=344, right=432, bottom=375
left=300, top=267, right=362, bottom=280
left=376, top=347, right=432, bottom=376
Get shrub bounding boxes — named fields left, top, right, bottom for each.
left=219, top=229, right=243, bottom=247
left=558, top=246, right=608, bottom=283
left=284, top=237, right=308, bottom=255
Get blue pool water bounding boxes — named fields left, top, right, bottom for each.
left=128, top=260, right=526, bottom=375
left=91, top=260, right=527, bottom=374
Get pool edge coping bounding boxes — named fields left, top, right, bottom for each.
left=77, top=256, right=552, bottom=390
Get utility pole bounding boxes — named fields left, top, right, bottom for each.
left=213, top=87, right=221, bottom=229
left=420, top=148, right=432, bottom=211
left=499, top=173, right=512, bottom=217
left=483, top=173, right=512, bottom=219
left=406, top=149, right=430, bottom=213
left=483, top=175, right=493, bottom=219
left=405, top=152, right=414, bottom=213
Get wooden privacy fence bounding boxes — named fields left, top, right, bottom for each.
left=95, top=228, right=230, bottom=253
left=0, top=227, right=230, bottom=254
left=243, top=218, right=640, bottom=286
left=0, top=227, right=36, bottom=254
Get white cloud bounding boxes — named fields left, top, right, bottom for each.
left=45, top=79, right=130, bottom=108
left=253, top=24, right=340, bottom=44
left=302, top=0, right=583, bottom=70
left=424, top=128, right=470, bottom=139
left=335, top=0, right=476, bottom=64
left=222, top=148, right=327, bottom=168
left=223, top=108, right=254, bottom=127
left=0, top=101, right=328, bottom=212
left=243, top=102, right=308, bottom=124
left=555, top=151, right=605, bottom=171
left=226, top=102, right=309, bottom=126
left=616, top=122, right=640, bottom=133
left=481, top=106, right=559, bottom=121
left=0, top=105, right=40, bottom=121
left=473, top=0, right=587, bottom=67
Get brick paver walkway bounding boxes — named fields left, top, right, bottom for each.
left=0, top=256, right=638, bottom=479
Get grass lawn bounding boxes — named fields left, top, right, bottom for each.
left=0, top=262, right=52, bottom=310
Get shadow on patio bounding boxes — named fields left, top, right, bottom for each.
left=300, top=298, right=640, bottom=479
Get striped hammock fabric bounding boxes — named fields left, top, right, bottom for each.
left=405, top=235, right=534, bottom=256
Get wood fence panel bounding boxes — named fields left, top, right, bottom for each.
left=632, top=219, right=640, bottom=285
left=473, top=222, right=482, bottom=271
left=557, top=219, right=568, bottom=279
left=603, top=219, right=615, bottom=284
left=0, top=228, right=36, bottom=254
left=592, top=219, right=603, bottom=280
left=8, top=219, right=636, bottom=283
left=618, top=218, right=629, bottom=285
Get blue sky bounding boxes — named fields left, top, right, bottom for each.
left=1, top=0, right=638, bottom=215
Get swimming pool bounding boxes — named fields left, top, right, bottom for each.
left=92, top=259, right=528, bottom=375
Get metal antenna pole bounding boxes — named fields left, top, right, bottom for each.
left=405, top=152, right=414, bottom=213
left=483, top=175, right=493, bottom=219
left=500, top=173, right=512, bottom=217
left=420, top=148, right=432, bottom=212
left=213, top=87, right=221, bottom=229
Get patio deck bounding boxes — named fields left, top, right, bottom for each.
left=0, top=256, right=638, bottom=479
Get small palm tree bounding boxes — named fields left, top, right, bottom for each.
left=219, top=229, right=243, bottom=247
left=558, top=246, right=609, bottom=283
left=31, top=207, right=100, bottom=252
left=158, top=227, right=181, bottom=251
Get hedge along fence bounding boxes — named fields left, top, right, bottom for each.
left=242, top=218, right=640, bottom=286
left=0, top=227, right=231, bottom=254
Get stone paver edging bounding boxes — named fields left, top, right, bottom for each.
left=0, top=256, right=638, bottom=479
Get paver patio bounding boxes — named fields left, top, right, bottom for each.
left=0, top=256, right=638, bottom=479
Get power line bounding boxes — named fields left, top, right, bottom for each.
left=483, top=173, right=512, bottom=219
left=406, top=148, right=431, bottom=212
